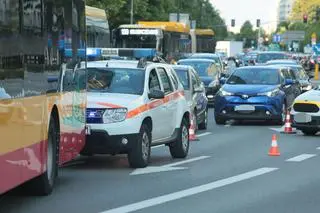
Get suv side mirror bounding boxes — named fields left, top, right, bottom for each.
left=193, top=86, right=203, bottom=93
left=148, top=90, right=165, bottom=99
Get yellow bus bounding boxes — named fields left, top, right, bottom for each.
left=0, top=0, right=87, bottom=195
left=115, top=21, right=191, bottom=60
left=86, top=5, right=110, bottom=48
left=190, top=29, right=215, bottom=53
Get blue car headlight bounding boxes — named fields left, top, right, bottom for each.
left=218, top=88, right=234, bottom=96
left=257, top=88, right=280, bottom=97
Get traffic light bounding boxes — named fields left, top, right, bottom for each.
left=231, top=19, right=235, bottom=27
left=303, top=14, right=308, bottom=23
left=256, top=19, right=261, bottom=28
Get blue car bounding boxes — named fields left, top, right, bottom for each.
left=214, top=66, right=301, bottom=125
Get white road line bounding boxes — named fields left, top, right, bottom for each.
left=162, top=156, right=211, bottom=168
left=100, top=167, right=278, bottom=213
left=196, top=132, right=212, bottom=137
left=286, top=154, right=317, bottom=162
left=316, top=147, right=320, bottom=150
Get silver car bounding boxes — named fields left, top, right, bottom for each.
left=171, top=65, right=209, bottom=130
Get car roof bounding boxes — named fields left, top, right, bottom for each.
left=268, top=64, right=303, bottom=69
left=266, top=59, right=297, bottom=64
left=190, top=53, right=219, bottom=57
left=170, top=65, right=192, bottom=70
left=235, top=66, right=280, bottom=71
left=86, top=60, right=141, bottom=69
left=178, top=58, right=216, bottom=63
left=257, top=51, right=287, bottom=55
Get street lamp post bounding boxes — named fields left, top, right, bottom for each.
left=130, top=0, right=134, bottom=24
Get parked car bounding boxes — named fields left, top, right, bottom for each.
left=214, top=66, right=301, bottom=125
left=171, top=65, right=208, bottom=130
left=177, top=58, right=223, bottom=105
left=84, top=56, right=191, bottom=168
left=291, top=87, right=320, bottom=135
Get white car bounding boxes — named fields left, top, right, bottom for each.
left=83, top=58, right=191, bottom=168
left=291, top=87, right=320, bottom=136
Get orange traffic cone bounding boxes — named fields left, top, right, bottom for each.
left=268, top=134, right=280, bottom=156
left=281, top=111, right=296, bottom=134
left=189, top=113, right=198, bottom=141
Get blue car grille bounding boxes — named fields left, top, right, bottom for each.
left=86, top=108, right=105, bottom=124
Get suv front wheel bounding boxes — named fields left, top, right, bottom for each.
left=169, top=118, right=189, bottom=158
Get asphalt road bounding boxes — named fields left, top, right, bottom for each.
left=1, top=109, right=320, bottom=213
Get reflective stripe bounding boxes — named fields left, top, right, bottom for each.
left=97, top=102, right=124, bottom=108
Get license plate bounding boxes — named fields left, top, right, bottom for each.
left=294, top=113, right=312, bottom=123
left=234, top=105, right=255, bottom=111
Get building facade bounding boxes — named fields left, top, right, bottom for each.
left=277, top=0, right=295, bottom=23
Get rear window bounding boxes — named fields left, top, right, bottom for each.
left=256, top=53, right=288, bottom=63
left=174, top=69, right=190, bottom=90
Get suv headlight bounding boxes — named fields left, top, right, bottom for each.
left=102, top=108, right=128, bottom=124
left=257, top=88, right=280, bottom=97
left=218, top=88, right=234, bottom=96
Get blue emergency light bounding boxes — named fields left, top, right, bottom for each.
left=64, top=49, right=86, bottom=58
left=101, top=48, right=158, bottom=59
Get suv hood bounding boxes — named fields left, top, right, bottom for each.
left=295, top=89, right=320, bottom=102
left=223, top=84, right=279, bottom=95
left=87, top=92, right=142, bottom=109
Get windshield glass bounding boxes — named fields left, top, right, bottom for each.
left=87, top=68, right=145, bottom=95
left=174, top=69, right=190, bottom=90
left=227, top=68, right=280, bottom=85
left=256, top=53, right=288, bottom=63
left=119, top=35, right=157, bottom=49
left=178, top=61, right=217, bottom=77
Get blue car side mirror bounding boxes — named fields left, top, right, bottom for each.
left=284, top=79, right=294, bottom=85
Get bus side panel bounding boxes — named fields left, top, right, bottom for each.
left=0, top=0, right=26, bottom=194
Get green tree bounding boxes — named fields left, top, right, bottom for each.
left=239, top=21, right=255, bottom=48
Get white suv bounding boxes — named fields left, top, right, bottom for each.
left=83, top=59, right=191, bottom=168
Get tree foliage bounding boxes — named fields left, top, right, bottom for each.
left=290, top=0, right=320, bottom=22
left=86, top=0, right=228, bottom=39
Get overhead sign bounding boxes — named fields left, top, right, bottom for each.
left=121, top=28, right=160, bottom=36
left=273, top=34, right=281, bottom=43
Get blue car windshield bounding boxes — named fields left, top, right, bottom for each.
left=174, top=69, right=190, bottom=90
left=178, top=61, right=217, bottom=77
left=227, top=68, right=280, bottom=85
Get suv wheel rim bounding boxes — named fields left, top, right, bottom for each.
left=181, top=125, right=188, bottom=151
left=281, top=104, right=286, bottom=123
left=141, top=132, right=149, bottom=161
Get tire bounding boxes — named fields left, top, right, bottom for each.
left=23, top=115, right=58, bottom=196
left=214, top=113, right=226, bottom=125
left=276, top=103, right=286, bottom=125
left=169, top=119, right=189, bottom=158
left=198, top=109, right=208, bottom=130
left=128, top=124, right=151, bottom=168
left=302, top=129, right=318, bottom=136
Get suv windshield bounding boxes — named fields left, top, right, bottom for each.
left=178, top=61, right=217, bottom=78
left=256, top=53, right=288, bottom=63
left=174, top=69, right=190, bottom=90
left=227, top=68, right=280, bottom=85
left=87, top=68, right=145, bottom=95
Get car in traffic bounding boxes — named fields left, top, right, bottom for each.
left=214, top=66, right=300, bottom=125
left=177, top=58, right=223, bottom=105
left=171, top=65, right=208, bottom=130
left=268, top=64, right=313, bottom=93
left=255, top=52, right=289, bottom=65
left=291, top=87, right=320, bottom=136
left=188, top=53, right=224, bottom=72
left=83, top=49, right=191, bottom=168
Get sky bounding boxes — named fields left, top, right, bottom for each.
left=210, top=0, right=280, bottom=33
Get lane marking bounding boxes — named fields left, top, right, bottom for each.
left=317, top=147, right=320, bottom=150
left=286, top=154, right=316, bottom=162
left=162, top=156, right=211, bottom=168
left=101, top=167, right=278, bottom=213
left=196, top=132, right=212, bottom=137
